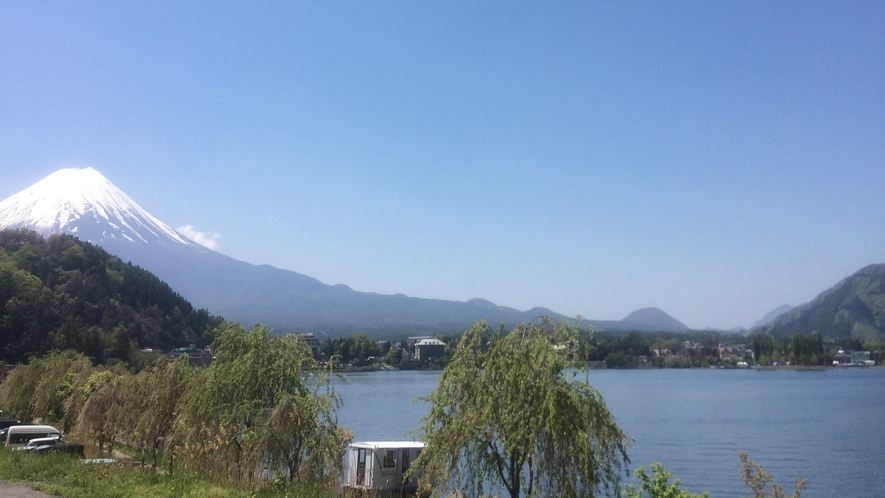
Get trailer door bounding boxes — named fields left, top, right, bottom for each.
left=356, top=448, right=367, bottom=486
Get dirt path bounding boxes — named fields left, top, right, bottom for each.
left=0, top=481, right=56, bottom=497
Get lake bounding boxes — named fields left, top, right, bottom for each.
left=334, top=368, right=885, bottom=498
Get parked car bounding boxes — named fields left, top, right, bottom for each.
left=14, top=435, right=62, bottom=452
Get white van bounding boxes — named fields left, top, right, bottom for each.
left=5, top=425, right=61, bottom=448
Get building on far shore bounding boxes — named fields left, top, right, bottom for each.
left=405, top=336, right=433, bottom=350
left=297, top=333, right=321, bottom=357
left=415, top=338, right=446, bottom=361
left=168, top=344, right=213, bottom=365
left=833, top=350, right=875, bottom=366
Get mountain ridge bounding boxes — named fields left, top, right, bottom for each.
left=755, top=263, right=885, bottom=341
left=752, top=304, right=795, bottom=328
left=0, top=168, right=692, bottom=337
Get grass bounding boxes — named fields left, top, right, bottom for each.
left=0, top=449, right=337, bottom=498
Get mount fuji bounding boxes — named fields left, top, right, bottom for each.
left=0, top=167, right=197, bottom=249
left=0, top=168, right=689, bottom=337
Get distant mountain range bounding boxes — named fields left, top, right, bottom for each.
left=0, top=168, right=692, bottom=338
left=754, top=264, right=885, bottom=341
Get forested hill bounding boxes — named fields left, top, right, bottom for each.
left=0, top=229, right=223, bottom=365
left=757, top=263, right=885, bottom=341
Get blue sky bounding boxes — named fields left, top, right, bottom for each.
left=1, top=1, right=883, bottom=329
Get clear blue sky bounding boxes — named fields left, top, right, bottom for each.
left=2, top=1, right=883, bottom=329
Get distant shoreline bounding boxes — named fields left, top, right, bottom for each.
left=327, top=363, right=883, bottom=374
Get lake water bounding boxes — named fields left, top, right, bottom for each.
left=334, top=368, right=885, bottom=498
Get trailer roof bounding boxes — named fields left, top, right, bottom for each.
left=349, top=441, right=425, bottom=449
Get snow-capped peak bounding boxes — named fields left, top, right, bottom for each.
left=0, top=167, right=196, bottom=248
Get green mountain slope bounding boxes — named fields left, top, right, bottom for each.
left=758, top=263, right=885, bottom=341
left=0, top=229, right=223, bottom=364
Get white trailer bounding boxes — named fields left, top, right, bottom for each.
left=344, top=441, right=424, bottom=493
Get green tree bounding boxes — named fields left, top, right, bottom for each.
left=791, top=333, right=825, bottom=366
left=624, top=462, right=709, bottom=498
left=739, top=451, right=805, bottom=498
left=411, top=319, right=629, bottom=498
left=0, top=262, right=53, bottom=361
left=256, top=390, right=351, bottom=484
left=0, top=229, right=223, bottom=365
left=383, top=345, right=402, bottom=366
left=0, top=350, right=93, bottom=428
left=129, top=356, right=193, bottom=472
left=76, top=370, right=130, bottom=454
left=175, top=323, right=348, bottom=486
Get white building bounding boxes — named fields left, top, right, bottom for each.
left=415, top=338, right=446, bottom=360
left=343, top=441, right=424, bottom=493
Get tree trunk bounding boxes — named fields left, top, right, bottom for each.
left=508, top=452, right=520, bottom=498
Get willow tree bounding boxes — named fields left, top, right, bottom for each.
left=0, top=350, right=93, bottom=429
left=175, top=323, right=348, bottom=486
left=129, top=356, right=194, bottom=472
left=76, top=370, right=131, bottom=454
left=411, top=319, right=629, bottom=498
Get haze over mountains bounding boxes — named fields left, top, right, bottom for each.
left=752, top=304, right=795, bottom=328
left=0, top=168, right=695, bottom=337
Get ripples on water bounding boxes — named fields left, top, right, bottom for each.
left=334, top=368, right=885, bottom=498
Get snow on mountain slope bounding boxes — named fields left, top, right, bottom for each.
left=0, top=167, right=196, bottom=248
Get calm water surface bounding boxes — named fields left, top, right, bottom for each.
left=334, top=368, right=885, bottom=498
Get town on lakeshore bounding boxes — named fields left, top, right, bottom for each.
left=160, top=331, right=883, bottom=372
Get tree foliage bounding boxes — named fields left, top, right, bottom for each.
left=76, top=370, right=130, bottom=454
left=124, top=356, right=194, bottom=471
left=0, top=229, right=222, bottom=364
left=175, top=323, right=350, bottom=486
left=411, top=319, right=629, bottom=498
left=752, top=336, right=790, bottom=366
left=319, top=333, right=381, bottom=366
left=624, top=462, right=709, bottom=498
left=0, top=350, right=94, bottom=429
left=0, top=326, right=350, bottom=492
left=739, top=451, right=805, bottom=498
left=790, top=333, right=826, bottom=366
left=752, top=333, right=828, bottom=366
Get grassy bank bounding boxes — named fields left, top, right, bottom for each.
left=0, top=449, right=336, bottom=498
